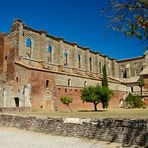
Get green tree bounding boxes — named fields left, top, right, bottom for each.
left=81, top=86, right=101, bottom=111
left=102, top=64, right=108, bottom=87
left=102, top=0, right=148, bottom=41
left=81, top=85, right=112, bottom=110
left=60, top=96, right=73, bottom=111
left=99, top=86, right=113, bottom=108
left=138, top=78, right=144, bottom=98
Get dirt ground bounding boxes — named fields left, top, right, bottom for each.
left=0, top=126, right=126, bottom=148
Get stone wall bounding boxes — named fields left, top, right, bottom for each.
left=12, top=19, right=117, bottom=77
left=13, top=19, right=147, bottom=80
left=0, top=114, right=147, bottom=146
left=118, top=57, right=145, bottom=78
left=0, top=33, right=4, bottom=74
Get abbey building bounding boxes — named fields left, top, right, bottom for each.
left=0, top=19, right=148, bottom=110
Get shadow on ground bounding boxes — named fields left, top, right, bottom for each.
left=78, top=109, right=108, bottom=112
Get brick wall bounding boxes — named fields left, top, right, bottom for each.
left=15, top=64, right=126, bottom=110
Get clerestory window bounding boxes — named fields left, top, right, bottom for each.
left=48, top=45, right=52, bottom=62
left=26, top=37, right=32, bottom=48
left=89, top=57, right=92, bottom=71
left=78, top=54, right=81, bottom=69
left=64, top=50, right=68, bottom=66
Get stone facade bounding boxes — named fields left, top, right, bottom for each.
left=0, top=114, right=147, bottom=146
left=0, top=19, right=148, bottom=110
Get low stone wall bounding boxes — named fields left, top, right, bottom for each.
left=0, top=114, right=147, bottom=147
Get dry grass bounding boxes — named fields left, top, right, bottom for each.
left=12, top=108, right=148, bottom=119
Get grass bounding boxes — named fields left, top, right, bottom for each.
left=11, top=108, right=148, bottom=119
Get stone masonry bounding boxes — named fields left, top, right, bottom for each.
left=0, top=18, right=148, bottom=110
left=0, top=114, right=147, bottom=147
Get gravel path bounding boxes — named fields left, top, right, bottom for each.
left=0, top=127, right=123, bottom=148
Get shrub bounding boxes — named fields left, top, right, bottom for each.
left=60, top=96, right=73, bottom=111
left=125, top=93, right=144, bottom=108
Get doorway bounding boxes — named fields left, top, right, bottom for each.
left=14, top=97, right=19, bottom=107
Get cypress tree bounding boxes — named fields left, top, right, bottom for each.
left=102, top=64, right=108, bottom=88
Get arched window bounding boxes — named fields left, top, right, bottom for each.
left=48, top=45, right=52, bottom=53
left=78, top=54, right=81, bottom=69
left=46, top=80, right=49, bottom=88
left=26, top=37, right=32, bottom=48
left=134, top=62, right=138, bottom=67
left=89, top=57, right=92, bottom=71
left=64, top=50, right=68, bottom=66
left=84, top=81, right=87, bottom=87
left=120, top=65, right=127, bottom=78
left=135, top=69, right=138, bottom=76
left=68, top=79, right=71, bottom=86
left=48, top=45, right=52, bottom=62
left=108, top=64, right=110, bottom=76
left=16, top=77, right=18, bottom=83
left=121, top=69, right=127, bottom=78
left=131, top=87, right=133, bottom=92
left=99, top=61, right=102, bottom=73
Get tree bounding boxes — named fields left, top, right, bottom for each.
left=101, top=64, right=112, bottom=108
left=124, top=93, right=144, bottom=108
left=60, top=96, right=73, bottom=111
left=102, top=0, right=148, bottom=41
left=99, top=86, right=113, bottom=108
left=138, top=78, right=144, bottom=98
left=81, top=85, right=112, bottom=110
left=102, top=64, right=109, bottom=87
left=81, top=86, right=101, bottom=111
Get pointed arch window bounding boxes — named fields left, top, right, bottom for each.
left=64, top=50, right=68, bottom=66
left=78, top=54, right=81, bottom=69
left=46, top=80, right=49, bottom=88
left=89, top=57, right=92, bottom=71
left=48, top=45, right=52, bottom=53
left=120, top=66, right=127, bottom=78
left=108, top=64, right=110, bottom=76
left=135, top=69, right=138, bottom=76
left=99, top=61, right=102, bottom=73
left=84, top=81, right=87, bottom=87
left=48, top=44, right=52, bottom=62
left=68, top=79, right=71, bottom=86
left=26, top=37, right=32, bottom=48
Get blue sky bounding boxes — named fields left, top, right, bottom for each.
left=0, top=0, right=147, bottom=60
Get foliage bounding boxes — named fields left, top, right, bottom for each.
left=138, top=78, right=144, bottom=87
left=99, top=86, right=113, bottom=108
left=60, top=96, right=73, bottom=111
left=102, top=64, right=108, bottom=88
left=81, top=85, right=113, bottom=110
left=81, top=85, right=101, bottom=111
left=138, top=78, right=144, bottom=97
left=102, top=0, right=148, bottom=41
left=125, top=93, right=144, bottom=108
